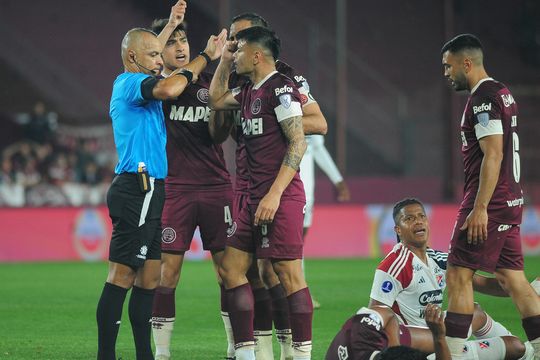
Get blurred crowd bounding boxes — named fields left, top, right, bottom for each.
left=0, top=101, right=116, bottom=207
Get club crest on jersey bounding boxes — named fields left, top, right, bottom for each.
left=479, top=341, right=490, bottom=349
left=436, top=274, right=445, bottom=288
left=477, top=112, right=489, bottom=127
left=251, top=98, right=262, bottom=114
left=381, top=281, right=393, bottom=293
left=196, top=88, right=209, bottom=103
left=279, top=94, right=292, bottom=109
left=161, top=227, right=177, bottom=244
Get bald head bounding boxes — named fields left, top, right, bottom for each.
left=121, top=28, right=163, bottom=75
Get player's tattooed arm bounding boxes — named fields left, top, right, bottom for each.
left=255, top=115, right=305, bottom=225
left=280, top=115, right=307, bottom=170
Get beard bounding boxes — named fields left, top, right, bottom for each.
left=451, top=72, right=468, bottom=91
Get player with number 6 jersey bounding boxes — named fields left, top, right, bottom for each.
left=441, top=33, right=540, bottom=360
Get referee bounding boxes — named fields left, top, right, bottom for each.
left=95, top=9, right=220, bottom=358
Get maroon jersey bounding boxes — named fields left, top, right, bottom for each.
left=459, top=78, right=523, bottom=224
left=229, top=71, right=250, bottom=194
left=163, top=72, right=231, bottom=190
left=230, top=60, right=315, bottom=195
left=232, top=71, right=305, bottom=203
left=325, top=310, right=389, bottom=360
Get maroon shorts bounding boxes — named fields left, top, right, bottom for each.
left=233, top=191, right=249, bottom=219
left=227, top=198, right=305, bottom=259
left=161, top=188, right=234, bottom=253
left=448, top=210, right=524, bottom=273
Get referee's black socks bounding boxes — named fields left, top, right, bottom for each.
left=129, top=286, right=156, bottom=360
left=97, top=282, right=128, bottom=360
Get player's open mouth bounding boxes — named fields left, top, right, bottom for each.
left=176, top=54, right=186, bottom=61
left=414, top=229, right=426, bottom=235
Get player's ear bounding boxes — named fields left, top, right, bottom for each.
left=252, top=50, right=259, bottom=66
left=394, top=225, right=401, bottom=239
left=463, top=57, right=472, bottom=73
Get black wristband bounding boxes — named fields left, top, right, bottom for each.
left=199, top=51, right=212, bottom=64
left=176, top=69, right=193, bottom=83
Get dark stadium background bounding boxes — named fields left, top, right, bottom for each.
left=1, top=1, right=539, bottom=358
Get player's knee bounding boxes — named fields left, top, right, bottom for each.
left=494, top=270, right=528, bottom=296
left=471, top=303, right=488, bottom=332
left=259, top=261, right=280, bottom=288
left=160, top=264, right=181, bottom=287
left=502, top=336, right=525, bottom=359
left=446, top=266, right=473, bottom=288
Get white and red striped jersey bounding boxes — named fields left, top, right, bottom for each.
left=369, top=243, right=447, bottom=327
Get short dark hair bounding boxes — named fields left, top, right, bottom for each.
left=441, top=33, right=482, bottom=55
left=235, top=26, right=280, bottom=61
left=231, top=13, right=269, bottom=28
left=392, top=198, right=425, bottom=224
left=377, top=346, right=427, bottom=360
left=150, top=18, right=187, bottom=36
left=392, top=198, right=425, bottom=243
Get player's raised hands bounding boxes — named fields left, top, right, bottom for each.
left=220, top=40, right=237, bottom=63
left=460, top=207, right=488, bottom=245
left=168, top=0, right=187, bottom=28
left=203, top=29, right=228, bottom=61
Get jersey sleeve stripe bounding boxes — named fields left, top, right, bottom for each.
left=388, top=247, right=410, bottom=278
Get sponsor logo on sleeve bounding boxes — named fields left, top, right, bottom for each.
left=251, top=98, right=262, bottom=115
left=476, top=112, right=490, bottom=127
left=274, top=85, right=293, bottom=96
left=337, top=345, right=349, bottom=360
left=279, top=94, right=292, bottom=109
left=473, top=102, right=492, bottom=114
left=501, top=94, right=515, bottom=107
left=381, top=280, right=393, bottom=293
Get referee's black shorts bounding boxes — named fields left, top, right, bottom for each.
left=106, top=173, right=165, bottom=269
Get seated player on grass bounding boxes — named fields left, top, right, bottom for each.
left=368, top=198, right=534, bottom=360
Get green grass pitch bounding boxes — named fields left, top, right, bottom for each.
left=1, top=257, right=538, bottom=359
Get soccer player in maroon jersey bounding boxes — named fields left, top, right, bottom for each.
left=441, top=33, right=540, bottom=358
left=147, top=10, right=232, bottom=360
left=209, top=27, right=312, bottom=360
left=209, top=13, right=328, bottom=360
left=326, top=303, right=451, bottom=360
